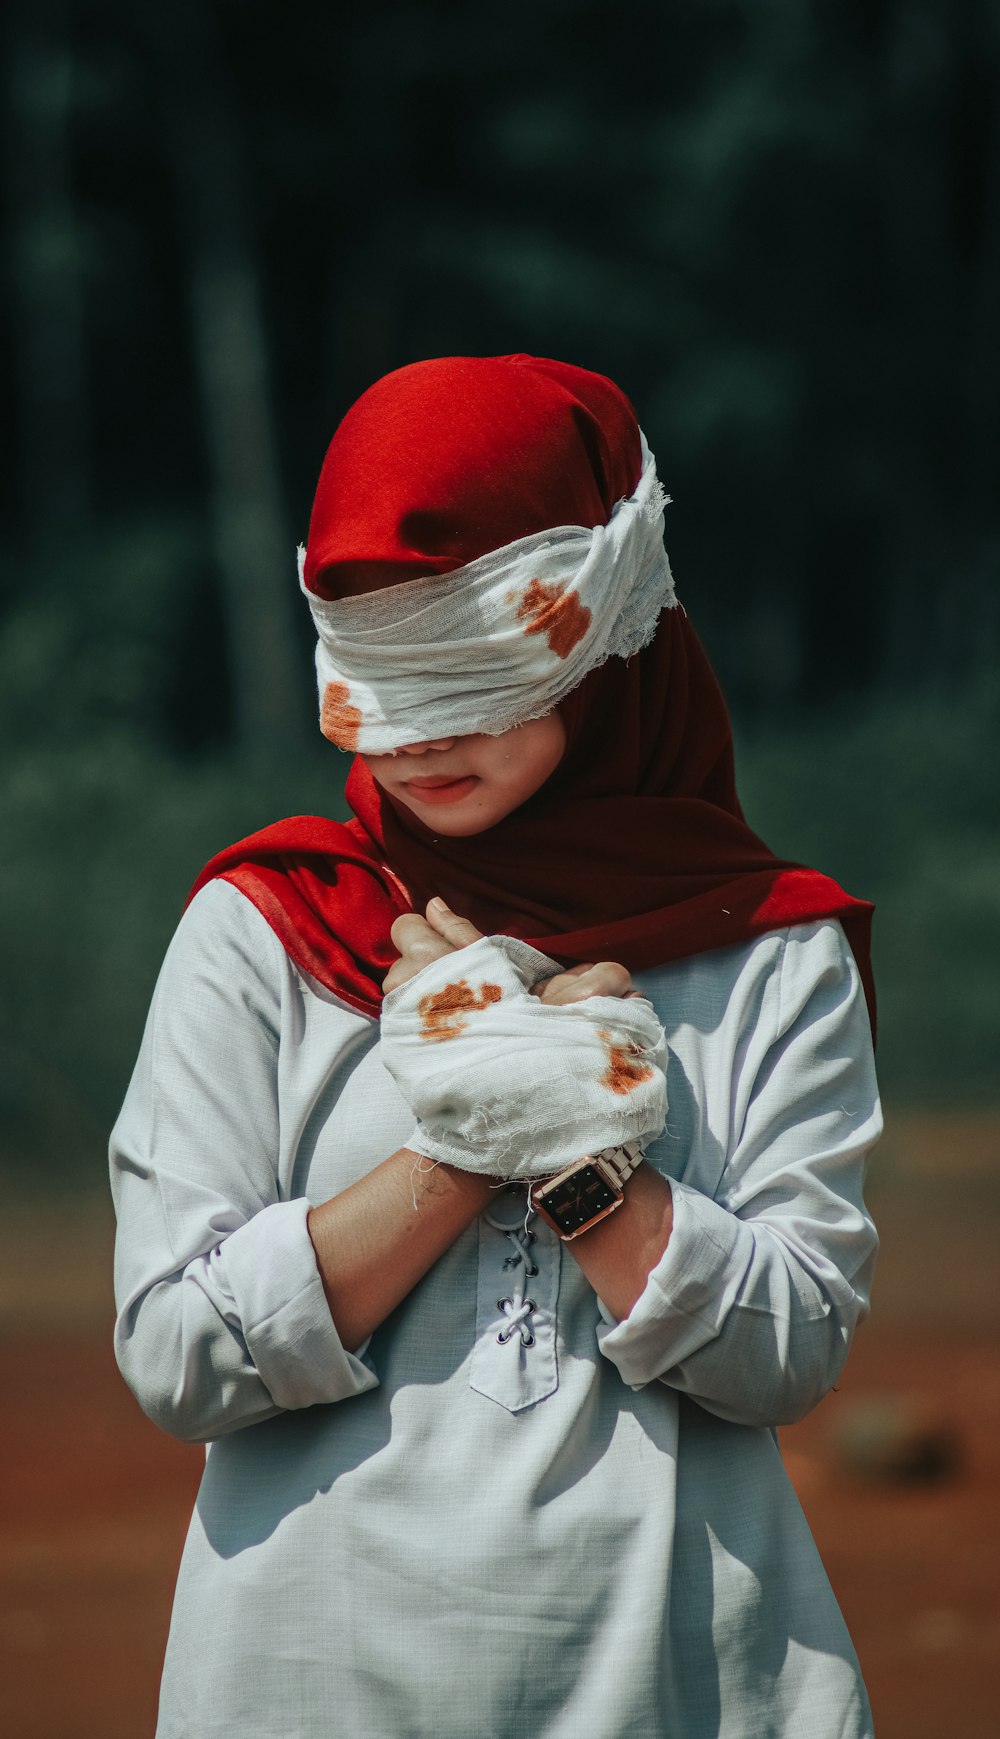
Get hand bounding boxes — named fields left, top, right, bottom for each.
left=378, top=925, right=667, bottom=1180
left=382, top=901, right=483, bottom=995
left=382, top=899, right=639, bottom=1003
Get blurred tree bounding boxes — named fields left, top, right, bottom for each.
left=2, top=0, right=998, bottom=729
left=4, top=0, right=90, bottom=555
left=138, top=1, right=306, bottom=758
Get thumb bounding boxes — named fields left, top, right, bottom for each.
left=425, top=897, right=484, bottom=950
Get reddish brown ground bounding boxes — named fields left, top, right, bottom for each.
left=2, top=1112, right=997, bottom=1739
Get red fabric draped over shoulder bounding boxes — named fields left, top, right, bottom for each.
left=187, top=817, right=408, bottom=1018
left=189, top=355, right=875, bottom=1036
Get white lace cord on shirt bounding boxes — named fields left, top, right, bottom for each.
left=485, top=1203, right=539, bottom=1348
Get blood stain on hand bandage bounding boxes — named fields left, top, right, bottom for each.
left=321, top=681, right=363, bottom=751
left=418, top=979, right=503, bottom=1042
left=598, top=1030, right=654, bottom=1095
left=513, top=578, right=592, bottom=659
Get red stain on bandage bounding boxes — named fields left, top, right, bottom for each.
left=418, top=979, right=503, bottom=1043
left=515, top=578, right=591, bottom=659
left=321, top=681, right=363, bottom=751
left=598, top=1030, right=654, bottom=1095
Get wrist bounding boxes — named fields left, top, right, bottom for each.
left=407, top=1150, right=499, bottom=1208
left=529, top=1142, right=645, bottom=1241
left=446, top=1164, right=501, bottom=1206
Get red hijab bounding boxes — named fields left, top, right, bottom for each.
left=189, top=355, right=875, bottom=1031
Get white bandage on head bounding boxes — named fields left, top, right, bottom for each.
left=299, top=433, right=677, bottom=754
left=379, top=935, right=668, bottom=1180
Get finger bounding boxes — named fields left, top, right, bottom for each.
left=536, top=963, right=594, bottom=986
left=540, top=961, right=633, bottom=1004
left=587, top=962, right=634, bottom=998
left=425, top=897, right=484, bottom=950
left=532, top=964, right=594, bottom=1002
left=390, top=913, right=439, bottom=954
left=382, top=934, right=455, bottom=994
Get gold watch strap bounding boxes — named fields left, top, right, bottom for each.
left=594, top=1140, right=645, bottom=1186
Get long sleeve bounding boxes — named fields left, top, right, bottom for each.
left=596, top=921, right=881, bottom=1427
left=110, top=880, right=378, bottom=1444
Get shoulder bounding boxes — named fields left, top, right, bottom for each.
left=637, top=919, right=868, bottom=1049
left=162, top=877, right=378, bottom=1030
left=775, top=917, right=863, bottom=1006
left=639, top=922, right=879, bottom=1191
left=140, top=880, right=287, bottom=1055
left=166, top=876, right=285, bottom=987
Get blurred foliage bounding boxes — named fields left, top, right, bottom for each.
left=4, top=0, right=998, bottom=721
left=2, top=0, right=999, bottom=1179
left=735, top=675, right=1000, bottom=1106
left=0, top=728, right=352, bottom=1185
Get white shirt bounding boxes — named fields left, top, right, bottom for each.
left=110, top=878, right=881, bottom=1739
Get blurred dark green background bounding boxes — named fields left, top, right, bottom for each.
left=3, top=0, right=999, bottom=1184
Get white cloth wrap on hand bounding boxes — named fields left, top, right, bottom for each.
left=379, top=936, right=668, bottom=1180
left=299, top=432, right=677, bottom=753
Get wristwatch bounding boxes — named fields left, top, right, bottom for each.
left=529, top=1141, right=644, bottom=1241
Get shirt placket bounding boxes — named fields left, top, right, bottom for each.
left=470, top=1185, right=561, bottom=1412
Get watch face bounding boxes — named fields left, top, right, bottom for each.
left=540, top=1164, right=620, bottom=1234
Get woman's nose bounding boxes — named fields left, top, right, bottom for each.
left=396, top=738, right=457, bottom=755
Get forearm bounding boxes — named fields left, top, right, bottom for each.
left=565, top=1162, right=674, bottom=1319
left=570, top=1162, right=865, bottom=1427
left=113, top=1149, right=493, bottom=1442
left=597, top=1176, right=877, bottom=1426
left=307, top=1148, right=497, bottom=1350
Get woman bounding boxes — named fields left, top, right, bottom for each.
left=111, top=354, right=881, bottom=1737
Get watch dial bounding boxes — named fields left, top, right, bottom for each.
left=543, top=1165, right=618, bottom=1233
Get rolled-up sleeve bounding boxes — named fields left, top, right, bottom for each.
left=597, top=921, right=881, bottom=1428
left=110, top=882, right=378, bottom=1445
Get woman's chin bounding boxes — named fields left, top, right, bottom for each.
left=411, top=809, right=499, bottom=837
left=397, top=792, right=508, bottom=837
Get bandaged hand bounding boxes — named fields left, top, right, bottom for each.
left=379, top=906, right=667, bottom=1180
left=383, top=900, right=635, bottom=1006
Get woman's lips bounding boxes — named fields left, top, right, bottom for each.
left=402, top=774, right=480, bottom=806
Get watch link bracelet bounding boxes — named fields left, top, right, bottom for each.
left=529, top=1141, right=644, bottom=1242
